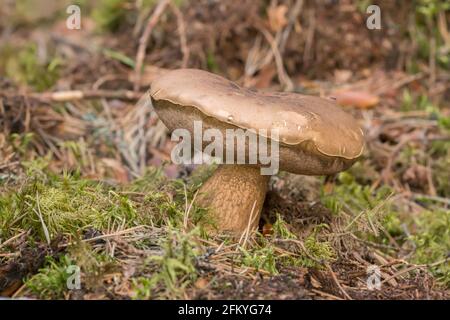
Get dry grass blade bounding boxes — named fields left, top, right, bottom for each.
left=134, top=0, right=170, bottom=91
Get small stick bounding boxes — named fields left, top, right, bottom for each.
left=380, top=265, right=424, bottom=285
left=411, top=193, right=450, bottom=206
left=258, top=27, right=294, bottom=91
left=34, top=192, right=51, bottom=245
left=238, top=200, right=258, bottom=248
left=134, top=0, right=170, bottom=91
left=0, top=231, right=27, bottom=250
left=28, top=90, right=144, bottom=102
left=0, top=161, right=19, bottom=170
left=279, top=0, right=304, bottom=54
left=326, top=264, right=353, bottom=300
left=184, top=189, right=199, bottom=232
left=311, top=289, right=344, bottom=300
left=169, top=1, right=190, bottom=68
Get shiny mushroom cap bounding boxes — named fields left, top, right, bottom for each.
left=150, top=68, right=364, bottom=175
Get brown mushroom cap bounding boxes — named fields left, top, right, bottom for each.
left=150, top=69, right=364, bottom=175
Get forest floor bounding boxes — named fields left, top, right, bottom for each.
left=0, top=0, right=449, bottom=299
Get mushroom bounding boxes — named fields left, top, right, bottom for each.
left=150, top=69, right=364, bottom=235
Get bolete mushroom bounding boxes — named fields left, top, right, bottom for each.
left=150, top=69, right=364, bottom=235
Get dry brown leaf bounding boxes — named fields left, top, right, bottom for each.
left=101, top=158, right=129, bottom=183
left=194, top=278, right=209, bottom=290
left=333, top=69, right=353, bottom=83
left=267, top=5, right=288, bottom=32
left=254, top=65, right=277, bottom=89
left=332, top=90, right=380, bottom=109
left=262, top=223, right=273, bottom=236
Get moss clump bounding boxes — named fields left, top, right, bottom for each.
left=0, top=175, right=139, bottom=241
left=272, top=213, right=297, bottom=240
left=0, top=165, right=214, bottom=248
left=240, top=239, right=279, bottom=274
left=411, top=209, right=450, bottom=286
left=25, top=255, right=75, bottom=299
left=239, top=215, right=335, bottom=274
left=321, top=172, right=394, bottom=237
left=300, top=231, right=336, bottom=268
left=132, top=228, right=200, bottom=299
left=92, top=0, right=129, bottom=32
left=1, top=44, right=62, bottom=91
left=25, top=241, right=116, bottom=299
left=92, top=0, right=163, bottom=32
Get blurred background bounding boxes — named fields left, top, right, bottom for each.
left=0, top=0, right=449, bottom=300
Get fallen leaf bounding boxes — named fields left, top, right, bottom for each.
left=254, top=65, right=277, bottom=89
left=310, top=276, right=322, bottom=289
left=262, top=223, right=273, bottom=236
left=267, top=5, right=288, bottom=32
left=101, top=158, right=129, bottom=183
left=194, top=278, right=209, bottom=289
left=332, top=90, right=379, bottom=109
left=333, top=69, right=353, bottom=83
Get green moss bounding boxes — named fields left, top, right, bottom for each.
left=411, top=209, right=450, bottom=287
left=25, top=255, right=75, bottom=299
left=321, top=171, right=403, bottom=250
left=1, top=177, right=136, bottom=241
left=0, top=165, right=216, bottom=298
left=432, top=148, right=450, bottom=197
left=206, top=51, right=219, bottom=73
left=239, top=222, right=335, bottom=274
left=25, top=241, right=116, bottom=299
left=412, top=0, right=450, bottom=69
left=273, top=213, right=296, bottom=240
left=300, top=233, right=336, bottom=268
left=1, top=44, right=62, bottom=91
left=0, top=164, right=216, bottom=244
left=322, top=172, right=393, bottom=217
left=318, top=165, right=449, bottom=287
left=132, top=228, right=199, bottom=299
left=92, top=0, right=162, bottom=32
left=92, top=0, right=129, bottom=31
left=241, top=242, right=278, bottom=274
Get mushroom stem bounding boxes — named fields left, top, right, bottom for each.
left=197, top=165, right=269, bottom=235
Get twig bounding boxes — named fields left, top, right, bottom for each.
left=0, top=252, right=19, bottom=257
left=326, top=264, right=353, bottom=300
left=238, top=200, right=258, bottom=248
left=258, top=27, right=294, bottom=91
left=34, top=192, right=51, bottom=245
left=0, top=161, right=19, bottom=170
left=184, top=189, right=199, bottom=232
left=411, top=192, right=450, bottom=206
left=0, top=231, right=27, bottom=250
left=134, top=0, right=170, bottom=91
left=374, top=72, right=425, bottom=95
left=311, top=289, right=344, bottom=300
left=429, top=36, right=436, bottom=88
left=169, top=1, right=190, bottom=68
left=28, top=90, right=144, bottom=102
left=279, top=0, right=304, bottom=54
left=82, top=226, right=147, bottom=243
left=380, top=265, right=424, bottom=285
left=303, top=8, right=316, bottom=69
